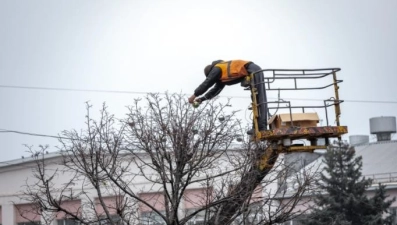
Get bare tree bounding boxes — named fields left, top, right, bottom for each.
left=19, top=93, right=318, bottom=225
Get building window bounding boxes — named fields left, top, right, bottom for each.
left=15, top=203, right=41, bottom=225
left=98, top=215, right=124, bottom=225
left=185, top=209, right=207, bottom=225
left=54, top=200, right=81, bottom=225
left=292, top=220, right=304, bottom=225
left=140, top=211, right=166, bottom=225
left=17, top=222, right=40, bottom=225
left=234, top=203, right=264, bottom=225
left=139, top=192, right=166, bottom=225
left=235, top=213, right=263, bottom=225
left=57, top=219, right=80, bottom=225
left=282, top=215, right=306, bottom=225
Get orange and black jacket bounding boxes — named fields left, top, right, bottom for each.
left=194, top=60, right=251, bottom=101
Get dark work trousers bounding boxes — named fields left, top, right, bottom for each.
left=246, top=63, right=268, bottom=131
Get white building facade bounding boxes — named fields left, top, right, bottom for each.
left=0, top=149, right=269, bottom=225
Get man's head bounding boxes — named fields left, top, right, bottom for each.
left=204, top=60, right=223, bottom=76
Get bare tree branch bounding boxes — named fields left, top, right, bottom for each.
left=19, top=93, right=317, bottom=225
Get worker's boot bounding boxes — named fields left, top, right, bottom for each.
left=247, top=124, right=255, bottom=135
left=247, top=122, right=268, bottom=135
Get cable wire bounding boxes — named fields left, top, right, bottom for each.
left=1, top=84, right=397, bottom=104
left=0, top=129, right=70, bottom=140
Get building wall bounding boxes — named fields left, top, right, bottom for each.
left=0, top=151, right=267, bottom=225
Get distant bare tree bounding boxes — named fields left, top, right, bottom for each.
left=19, top=93, right=318, bottom=225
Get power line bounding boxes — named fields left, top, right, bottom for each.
left=0, top=129, right=124, bottom=143
left=0, top=129, right=63, bottom=166
left=0, top=128, right=137, bottom=144
left=0, top=129, right=68, bottom=140
left=1, top=84, right=397, bottom=104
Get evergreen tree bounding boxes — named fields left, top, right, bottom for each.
left=305, top=143, right=395, bottom=225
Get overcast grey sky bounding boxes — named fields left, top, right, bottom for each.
left=1, top=0, right=397, bottom=162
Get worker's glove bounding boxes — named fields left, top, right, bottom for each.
left=192, top=101, right=201, bottom=108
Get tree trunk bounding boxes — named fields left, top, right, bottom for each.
left=208, top=145, right=278, bottom=225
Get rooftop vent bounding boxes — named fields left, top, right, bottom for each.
left=369, top=116, right=396, bottom=142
